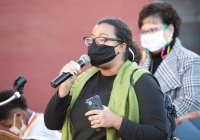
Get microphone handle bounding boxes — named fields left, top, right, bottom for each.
left=51, top=72, right=72, bottom=88
left=50, top=59, right=86, bottom=88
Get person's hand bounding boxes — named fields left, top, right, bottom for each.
left=176, top=110, right=200, bottom=126
left=85, top=106, right=123, bottom=130
left=58, top=61, right=81, bottom=97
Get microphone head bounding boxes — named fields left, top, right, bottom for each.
left=80, top=54, right=91, bottom=65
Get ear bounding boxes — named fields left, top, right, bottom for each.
left=168, top=24, right=174, bottom=36
left=118, top=43, right=127, bottom=53
left=15, top=112, right=23, bottom=121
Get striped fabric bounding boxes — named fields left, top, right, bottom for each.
left=141, top=38, right=200, bottom=117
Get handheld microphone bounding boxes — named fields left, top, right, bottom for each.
left=51, top=54, right=91, bottom=88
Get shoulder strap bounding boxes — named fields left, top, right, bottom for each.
left=130, top=68, right=149, bottom=86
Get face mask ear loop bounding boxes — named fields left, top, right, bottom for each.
left=13, top=113, right=17, bottom=126
left=128, top=48, right=135, bottom=62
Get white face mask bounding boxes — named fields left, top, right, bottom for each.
left=140, top=30, right=167, bottom=52
left=9, top=113, right=27, bottom=137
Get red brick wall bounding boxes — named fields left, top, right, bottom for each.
left=0, top=0, right=149, bottom=131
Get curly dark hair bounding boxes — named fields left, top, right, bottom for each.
left=97, top=18, right=141, bottom=64
left=138, top=1, right=182, bottom=39
left=0, top=89, right=28, bottom=121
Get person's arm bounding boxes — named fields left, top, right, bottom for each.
left=173, top=58, right=200, bottom=117
left=117, top=74, right=168, bottom=140
left=44, top=60, right=82, bottom=130
left=44, top=92, right=72, bottom=130
left=176, top=110, right=200, bottom=126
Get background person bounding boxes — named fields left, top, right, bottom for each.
left=0, top=89, right=61, bottom=140
left=44, top=17, right=168, bottom=140
left=138, top=1, right=200, bottom=118
left=176, top=110, right=200, bottom=126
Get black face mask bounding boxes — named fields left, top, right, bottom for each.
left=87, top=42, right=118, bottom=66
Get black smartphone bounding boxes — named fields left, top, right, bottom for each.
left=86, top=95, right=103, bottom=110
left=85, top=95, right=103, bottom=132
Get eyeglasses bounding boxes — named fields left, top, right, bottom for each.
left=83, top=36, right=121, bottom=46
left=139, top=25, right=168, bottom=35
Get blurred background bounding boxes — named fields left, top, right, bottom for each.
left=0, top=0, right=199, bottom=131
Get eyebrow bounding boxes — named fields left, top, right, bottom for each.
left=141, top=26, right=163, bottom=30
left=91, top=33, right=109, bottom=37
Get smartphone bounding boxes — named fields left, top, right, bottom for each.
left=86, top=95, right=103, bottom=110
left=85, top=95, right=103, bottom=132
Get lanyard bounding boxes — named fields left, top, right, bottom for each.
left=22, top=112, right=40, bottom=139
